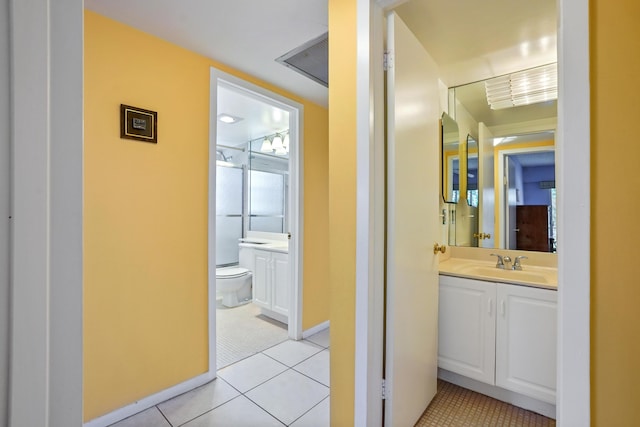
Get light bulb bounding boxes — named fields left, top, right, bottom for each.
left=271, top=134, right=283, bottom=150
left=260, top=137, right=272, bottom=152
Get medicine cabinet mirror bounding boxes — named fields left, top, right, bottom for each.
left=441, top=112, right=460, bottom=204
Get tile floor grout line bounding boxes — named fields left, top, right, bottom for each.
left=218, top=364, right=290, bottom=395
left=155, top=404, right=174, bottom=427
left=174, top=394, right=245, bottom=427
left=286, top=395, right=330, bottom=426
left=239, top=387, right=291, bottom=426
left=290, top=367, right=330, bottom=388
left=260, top=345, right=325, bottom=368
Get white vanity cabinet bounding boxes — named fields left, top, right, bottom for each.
left=495, top=283, right=557, bottom=404
left=252, top=249, right=289, bottom=323
left=438, top=276, right=496, bottom=384
left=439, top=275, right=557, bottom=404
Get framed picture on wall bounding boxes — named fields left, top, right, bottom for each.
left=120, top=104, right=157, bottom=143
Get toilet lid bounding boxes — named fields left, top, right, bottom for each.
left=216, top=267, right=249, bottom=279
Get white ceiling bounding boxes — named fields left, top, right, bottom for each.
left=85, top=0, right=557, bottom=142
left=217, top=85, right=289, bottom=146
left=84, top=0, right=329, bottom=106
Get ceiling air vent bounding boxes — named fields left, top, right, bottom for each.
left=276, top=33, right=328, bottom=87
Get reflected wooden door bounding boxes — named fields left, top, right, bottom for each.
left=516, top=205, right=550, bottom=252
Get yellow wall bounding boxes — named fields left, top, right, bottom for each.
left=591, top=0, right=640, bottom=424
left=84, top=10, right=328, bottom=420
left=328, top=0, right=357, bottom=425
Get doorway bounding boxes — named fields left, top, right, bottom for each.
left=208, top=68, right=304, bottom=372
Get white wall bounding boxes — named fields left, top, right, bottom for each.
left=0, top=0, right=10, bottom=424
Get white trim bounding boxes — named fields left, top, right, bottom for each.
left=556, top=0, right=590, bottom=423
left=0, top=0, right=10, bottom=424
left=9, top=1, right=83, bottom=426
left=354, top=1, right=385, bottom=426
left=209, top=67, right=305, bottom=341
left=84, top=372, right=215, bottom=427
left=302, top=320, right=330, bottom=339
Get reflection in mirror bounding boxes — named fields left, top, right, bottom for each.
left=466, top=135, right=478, bottom=208
left=449, top=63, right=557, bottom=252
left=441, top=112, right=460, bottom=203
left=498, top=139, right=556, bottom=252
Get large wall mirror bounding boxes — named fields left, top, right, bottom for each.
left=446, top=63, right=557, bottom=252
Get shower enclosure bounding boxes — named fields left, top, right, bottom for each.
left=215, top=143, right=289, bottom=267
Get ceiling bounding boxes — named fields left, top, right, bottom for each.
left=85, top=0, right=557, bottom=142
left=216, top=85, right=289, bottom=146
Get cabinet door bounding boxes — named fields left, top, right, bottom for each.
left=271, top=252, right=289, bottom=317
left=438, top=276, right=496, bottom=385
left=496, top=283, right=557, bottom=403
left=252, top=250, right=271, bottom=309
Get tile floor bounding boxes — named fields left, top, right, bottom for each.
left=111, top=328, right=330, bottom=427
left=216, top=302, right=289, bottom=369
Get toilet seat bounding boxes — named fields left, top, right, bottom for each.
left=216, top=267, right=249, bottom=279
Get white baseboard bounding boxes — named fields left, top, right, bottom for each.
left=83, top=371, right=216, bottom=427
left=438, top=368, right=556, bottom=419
left=302, top=320, right=330, bottom=339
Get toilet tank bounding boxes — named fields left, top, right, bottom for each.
left=239, top=246, right=254, bottom=272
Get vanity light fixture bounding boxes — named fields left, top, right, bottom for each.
left=260, top=137, right=273, bottom=152
left=485, top=63, right=557, bottom=110
left=254, top=130, right=290, bottom=155
left=271, top=133, right=284, bottom=150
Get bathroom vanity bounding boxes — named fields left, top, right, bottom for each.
left=238, top=232, right=290, bottom=324
left=251, top=247, right=289, bottom=323
left=438, top=255, right=557, bottom=418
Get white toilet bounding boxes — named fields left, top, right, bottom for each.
left=216, top=267, right=252, bottom=308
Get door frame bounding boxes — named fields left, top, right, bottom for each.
left=355, top=0, right=591, bottom=425
left=209, top=67, right=305, bottom=347
left=496, top=145, right=555, bottom=249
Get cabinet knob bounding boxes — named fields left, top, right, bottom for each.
left=433, top=243, right=447, bottom=254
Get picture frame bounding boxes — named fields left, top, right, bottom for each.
left=120, top=104, right=157, bottom=143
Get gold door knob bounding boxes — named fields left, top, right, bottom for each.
left=474, top=232, right=492, bottom=240
left=433, top=243, right=447, bottom=254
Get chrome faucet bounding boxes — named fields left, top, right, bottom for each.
left=490, top=253, right=511, bottom=269
left=512, top=255, right=528, bottom=270
left=502, top=256, right=512, bottom=270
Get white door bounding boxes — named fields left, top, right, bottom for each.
left=384, top=12, right=442, bottom=426
left=478, top=123, right=495, bottom=248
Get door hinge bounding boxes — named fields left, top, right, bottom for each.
left=381, top=378, right=387, bottom=400
left=383, top=51, right=393, bottom=71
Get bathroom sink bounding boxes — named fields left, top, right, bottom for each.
left=455, top=265, right=549, bottom=284
left=439, top=258, right=558, bottom=288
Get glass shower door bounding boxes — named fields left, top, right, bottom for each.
left=216, top=165, right=244, bottom=266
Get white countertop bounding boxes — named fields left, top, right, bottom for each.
left=439, top=257, right=557, bottom=290
left=239, top=239, right=289, bottom=254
